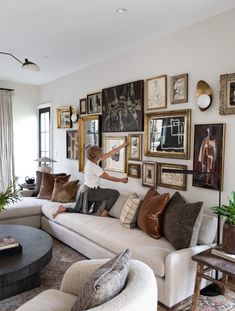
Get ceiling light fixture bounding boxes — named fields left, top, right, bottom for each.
left=0, top=51, right=40, bottom=72
left=116, top=8, right=128, bottom=14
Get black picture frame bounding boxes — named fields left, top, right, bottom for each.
left=87, top=92, right=102, bottom=114
left=66, top=130, right=79, bottom=160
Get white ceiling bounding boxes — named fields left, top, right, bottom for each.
left=0, top=0, right=234, bottom=86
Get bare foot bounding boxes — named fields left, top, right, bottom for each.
left=52, top=205, right=66, bottom=218
left=100, top=210, right=109, bottom=217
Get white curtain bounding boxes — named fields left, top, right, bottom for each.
left=0, top=90, right=15, bottom=192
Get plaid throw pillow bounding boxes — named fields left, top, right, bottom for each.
left=120, top=193, right=142, bottom=229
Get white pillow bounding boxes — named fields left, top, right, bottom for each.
left=197, top=214, right=217, bottom=245
left=108, top=194, right=129, bottom=218
left=120, top=193, right=142, bottom=229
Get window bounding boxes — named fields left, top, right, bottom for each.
left=38, top=107, right=51, bottom=158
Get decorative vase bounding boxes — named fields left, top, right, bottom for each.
left=222, top=222, right=235, bottom=254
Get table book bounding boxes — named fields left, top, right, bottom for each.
left=211, top=246, right=235, bottom=263
left=0, top=235, right=22, bottom=256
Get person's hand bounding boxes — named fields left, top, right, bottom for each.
left=121, top=177, right=128, bottom=183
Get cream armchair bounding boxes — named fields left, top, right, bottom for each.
left=16, top=259, right=158, bottom=311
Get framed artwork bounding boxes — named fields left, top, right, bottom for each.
left=144, top=109, right=191, bottom=159
left=128, top=163, right=141, bottom=178
left=103, top=136, right=127, bottom=173
left=146, top=75, right=167, bottom=111
left=193, top=123, right=225, bottom=190
left=78, top=115, right=102, bottom=171
left=80, top=98, right=87, bottom=115
left=170, top=73, right=188, bottom=104
left=102, top=80, right=144, bottom=132
left=157, top=162, right=187, bottom=191
left=220, top=73, right=235, bottom=115
left=66, top=130, right=79, bottom=160
left=57, top=106, right=72, bottom=128
left=142, top=162, right=156, bottom=187
left=127, top=134, right=142, bottom=161
left=87, top=92, right=102, bottom=114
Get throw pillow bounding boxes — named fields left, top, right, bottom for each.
left=137, top=189, right=170, bottom=239
left=71, top=249, right=131, bottom=311
left=37, top=172, right=70, bottom=199
left=197, top=214, right=217, bottom=245
left=120, top=193, right=142, bottom=229
left=162, top=192, right=203, bottom=250
left=108, top=194, right=129, bottom=219
left=51, top=179, right=79, bottom=203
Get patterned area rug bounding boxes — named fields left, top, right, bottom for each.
left=0, top=239, right=235, bottom=311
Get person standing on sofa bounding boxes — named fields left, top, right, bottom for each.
left=53, top=142, right=128, bottom=218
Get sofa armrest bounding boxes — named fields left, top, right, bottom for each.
left=20, top=190, right=34, bottom=197
left=60, top=259, right=107, bottom=296
left=164, top=244, right=213, bottom=308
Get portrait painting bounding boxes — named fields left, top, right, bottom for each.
left=87, top=92, right=102, bottom=114
left=102, top=80, right=144, bottom=132
left=66, top=130, right=79, bottom=160
left=80, top=98, right=87, bottom=115
left=128, top=134, right=142, bottom=161
left=146, top=75, right=167, bottom=111
left=193, top=123, right=225, bottom=190
left=57, top=106, right=72, bottom=128
left=157, top=163, right=187, bottom=191
left=170, top=73, right=188, bottom=104
left=128, top=163, right=141, bottom=178
left=144, top=109, right=191, bottom=159
left=142, top=162, right=156, bottom=187
left=220, top=73, right=235, bottom=115
left=103, top=136, right=127, bottom=173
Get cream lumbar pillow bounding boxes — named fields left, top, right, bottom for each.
left=120, top=193, right=142, bottom=229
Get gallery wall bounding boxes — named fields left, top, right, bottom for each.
left=0, top=80, right=40, bottom=182
left=39, top=9, right=235, bottom=208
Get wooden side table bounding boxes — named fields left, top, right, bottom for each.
left=191, top=248, right=235, bottom=311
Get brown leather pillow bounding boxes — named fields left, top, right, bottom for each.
left=51, top=179, right=79, bottom=203
left=37, top=172, right=70, bottom=199
left=137, top=188, right=170, bottom=239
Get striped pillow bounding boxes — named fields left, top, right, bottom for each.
left=120, top=193, right=142, bottom=229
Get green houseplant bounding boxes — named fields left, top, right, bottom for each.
left=211, top=191, right=235, bottom=254
left=0, top=177, right=21, bottom=212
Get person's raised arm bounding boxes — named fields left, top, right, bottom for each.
left=100, top=172, right=128, bottom=183
left=100, top=142, right=128, bottom=161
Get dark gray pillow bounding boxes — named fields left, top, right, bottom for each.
left=71, top=249, right=131, bottom=311
left=162, top=192, right=203, bottom=250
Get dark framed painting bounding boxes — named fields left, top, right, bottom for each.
left=87, top=92, right=102, bottom=114
left=66, top=130, right=79, bottom=160
left=220, top=73, right=235, bottom=115
left=128, top=163, right=141, bottom=178
left=142, top=162, right=156, bottom=187
left=170, top=73, right=188, bottom=104
left=78, top=115, right=102, bottom=171
left=193, top=123, right=225, bottom=190
left=102, top=80, right=144, bottom=132
left=157, top=162, right=187, bottom=191
left=144, top=109, right=191, bottom=159
left=57, top=106, right=72, bottom=128
left=80, top=98, right=87, bottom=115
left=127, top=134, right=142, bottom=161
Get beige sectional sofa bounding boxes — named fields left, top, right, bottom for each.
left=0, top=193, right=217, bottom=309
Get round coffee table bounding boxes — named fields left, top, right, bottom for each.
left=0, top=224, right=52, bottom=300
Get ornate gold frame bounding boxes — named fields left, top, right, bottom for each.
left=103, top=136, right=127, bottom=173
left=220, top=73, right=235, bottom=115
left=146, top=75, right=167, bottom=111
left=170, top=73, right=188, bottom=104
left=57, top=106, right=72, bottom=128
left=157, top=162, right=187, bottom=191
left=127, top=134, right=142, bottom=161
left=142, top=162, right=156, bottom=187
left=144, top=109, right=191, bottom=159
left=128, top=163, right=141, bottom=178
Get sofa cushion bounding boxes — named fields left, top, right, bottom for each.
left=198, top=214, right=217, bottom=245
left=42, top=204, right=175, bottom=277
left=162, top=192, right=203, bottom=250
left=72, top=249, right=130, bottom=311
left=51, top=180, right=79, bottom=203
left=137, top=189, right=170, bottom=239
left=37, top=173, right=70, bottom=200
left=108, top=194, right=129, bottom=219
left=120, top=193, right=142, bottom=229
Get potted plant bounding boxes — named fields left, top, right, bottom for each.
left=0, top=177, right=21, bottom=212
left=211, top=191, right=235, bottom=254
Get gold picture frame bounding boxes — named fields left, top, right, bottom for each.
left=146, top=75, right=167, bottom=111
left=127, top=134, right=142, bottom=161
left=220, top=73, right=235, bottom=115
left=103, top=136, right=127, bottom=173
left=128, top=163, right=141, bottom=179
left=157, top=162, right=187, bottom=191
left=142, top=162, right=156, bottom=187
left=144, top=109, right=191, bottom=159
left=78, top=115, right=101, bottom=172
left=170, top=73, right=188, bottom=104
left=57, top=106, right=72, bottom=128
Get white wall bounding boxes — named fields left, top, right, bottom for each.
left=39, top=9, right=235, bottom=208
left=0, top=80, right=40, bottom=183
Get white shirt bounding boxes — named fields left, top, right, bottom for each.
left=84, top=160, right=104, bottom=188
